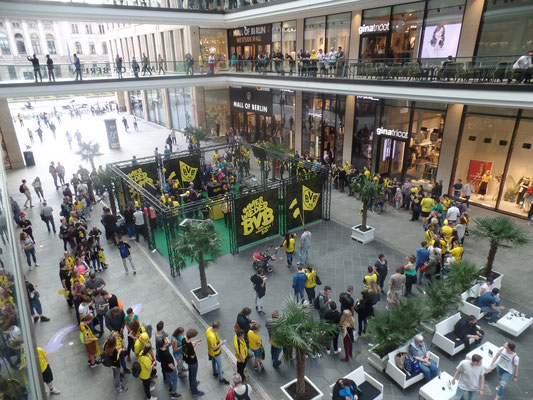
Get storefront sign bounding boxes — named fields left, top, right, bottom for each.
left=376, top=127, right=409, bottom=140
left=228, top=24, right=272, bottom=46
left=230, top=88, right=273, bottom=116
left=358, top=23, right=390, bottom=35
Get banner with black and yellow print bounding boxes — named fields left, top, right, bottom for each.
left=163, top=155, right=201, bottom=189
left=234, top=189, right=279, bottom=248
left=285, top=176, right=323, bottom=231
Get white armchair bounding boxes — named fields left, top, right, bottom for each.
left=385, top=344, right=440, bottom=390
left=330, top=366, right=384, bottom=400
left=460, top=283, right=486, bottom=320
left=432, top=313, right=475, bottom=357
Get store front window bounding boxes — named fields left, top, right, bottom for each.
left=360, top=7, right=391, bottom=60
left=304, top=17, right=326, bottom=53
left=129, top=90, right=143, bottom=118
left=272, top=89, right=295, bottom=148
left=390, top=2, right=424, bottom=61
left=326, top=13, right=351, bottom=55
left=205, top=87, right=230, bottom=137
left=168, top=87, right=192, bottom=131
left=200, top=29, right=228, bottom=70
left=476, top=0, right=533, bottom=57
left=230, top=87, right=272, bottom=143
left=228, top=24, right=272, bottom=70
left=272, top=20, right=296, bottom=58
left=146, top=89, right=166, bottom=127
left=352, top=97, right=380, bottom=171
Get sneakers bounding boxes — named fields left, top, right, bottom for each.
left=150, top=385, right=155, bottom=392
left=116, top=387, right=127, bottom=393
left=50, top=389, right=60, bottom=395
left=170, top=394, right=182, bottom=400
left=133, top=270, right=137, bottom=275
left=488, top=322, right=498, bottom=327
left=147, top=397, right=157, bottom=400
left=326, top=349, right=331, bottom=355
left=123, top=368, right=131, bottom=374
left=33, top=316, right=39, bottom=323
left=334, top=348, right=342, bottom=355
left=90, top=363, right=99, bottom=368
left=192, top=392, right=204, bottom=397
left=220, top=379, right=230, bottom=385
left=40, top=316, right=50, bottom=322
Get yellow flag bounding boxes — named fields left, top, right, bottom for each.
left=180, top=161, right=198, bottom=182
left=302, top=185, right=320, bottom=211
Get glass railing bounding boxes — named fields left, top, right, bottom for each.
left=1, top=55, right=530, bottom=85
left=0, top=159, right=43, bottom=396
left=11, top=0, right=286, bottom=11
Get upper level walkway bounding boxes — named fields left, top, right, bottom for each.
left=1, top=58, right=531, bottom=108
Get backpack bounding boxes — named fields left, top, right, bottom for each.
left=101, top=352, right=113, bottom=368
left=143, top=324, right=153, bottom=338
left=131, top=360, right=141, bottom=378
left=19, top=185, right=25, bottom=194
left=313, top=294, right=323, bottom=310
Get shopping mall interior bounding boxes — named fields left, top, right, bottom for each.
left=0, top=0, right=532, bottom=399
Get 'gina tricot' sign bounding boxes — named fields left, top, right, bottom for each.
left=376, top=127, right=409, bottom=140
left=359, top=23, right=390, bottom=35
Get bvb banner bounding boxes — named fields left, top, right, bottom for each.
left=163, top=155, right=201, bottom=189
left=286, top=176, right=323, bottom=231
left=121, top=162, right=158, bottom=189
left=234, top=189, right=279, bottom=248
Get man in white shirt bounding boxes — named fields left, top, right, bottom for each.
left=231, top=373, right=251, bottom=399
left=133, top=206, right=146, bottom=243
left=512, top=51, right=532, bottom=83
left=447, top=202, right=461, bottom=224
left=451, top=354, right=485, bottom=400
left=327, top=47, right=336, bottom=77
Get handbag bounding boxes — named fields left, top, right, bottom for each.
left=315, top=274, right=322, bottom=286
left=259, top=345, right=265, bottom=360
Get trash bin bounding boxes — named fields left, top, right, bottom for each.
left=23, top=151, right=35, bottom=166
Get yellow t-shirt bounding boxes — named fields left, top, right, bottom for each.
left=138, top=352, right=153, bottom=380
left=450, top=246, right=464, bottom=263
left=283, top=238, right=295, bottom=253
left=247, top=330, right=261, bottom=350
left=363, top=273, right=378, bottom=287
left=441, top=225, right=454, bottom=243
left=206, top=328, right=221, bottom=357
left=234, top=335, right=248, bottom=360
left=442, top=198, right=451, bottom=210
left=37, top=347, right=47, bottom=373
left=425, top=229, right=434, bottom=244
left=305, top=270, right=317, bottom=289
left=421, top=198, right=435, bottom=213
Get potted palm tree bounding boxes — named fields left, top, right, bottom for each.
left=184, top=126, right=210, bottom=149
left=446, top=260, right=483, bottom=293
left=366, top=298, right=429, bottom=372
left=172, top=223, right=222, bottom=315
left=470, top=216, right=530, bottom=285
left=350, top=175, right=384, bottom=244
left=419, top=278, right=462, bottom=334
left=272, top=298, right=339, bottom=400
left=76, top=140, right=103, bottom=172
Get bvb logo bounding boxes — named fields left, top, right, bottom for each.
left=302, top=185, right=320, bottom=211
left=180, top=161, right=198, bottom=182
left=241, top=196, right=275, bottom=236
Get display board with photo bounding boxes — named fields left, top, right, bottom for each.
left=421, top=23, right=462, bottom=58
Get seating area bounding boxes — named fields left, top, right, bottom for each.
left=432, top=313, right=476, bottom=357
left=330, top=366, right=384, bottom=400
left=459, top=283, right=487, bottom=320
left=385, top=344, right=440, bottom=390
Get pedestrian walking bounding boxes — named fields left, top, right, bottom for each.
left=0, top=210, right=8, bottom=246
left=73, top=54, right=82, bottom=81
left=19, top=214, right=35, bottom=242
left=25, top=279, right=50, bottom=322
left=132, top=57, right=140, bottom=78
left=339, top=310, right=355, bottom=362
left=122, top=116, right=129, bottom=132
left=133, top=206, right=147, bottom=242
left=115, top=55, right=123, bottom=78
left=299, top=227, right=311, bottom=266
left=276, top=233, right=296, bottom=267
left=265, top=310, right=281, bottom=368
left=74, top=129, right=82, bottom=146
left=450, top=354, right=485, bottom=400
left=158, top=54, right=166, bottom=75
left=206, top=322, right=229, bottom=385
left=117, top=237, right=136, bottom=274
left=166, top=134, right=173, bottom=153
left=49, top=162, right=59, bottom=189
left=40, top=201, right=56, bottom=233
left=20, top=179, right=33, bottom=208
left=171, top=128, right=177, bottom=144
left=304, top=265, right=317, bottom=303
left=142, top=53, right=152, bottom=76
left=37, top=347, right=60, bottom=395
left=27, top=54, right=43, bottom=82
left=10, top=197, right=21, bottom=226
left=292, top=265, right=307, bottom=303
left=65, top=131, right=73, bottom=149
left=31, top=177, right=45, bottom=202
left=489, top=342, right=520, bottom=400
left=45, top=55, right=55, bottom=82
left=250, top=268, right=266, bottom=315
left=27, top=128, right=34, bottom=143
left=133, top=117, right=138, bottom=131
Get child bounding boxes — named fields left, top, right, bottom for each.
left=79, top=315, right=100, bottom=367
left=97, top=245, right=107, bottom=269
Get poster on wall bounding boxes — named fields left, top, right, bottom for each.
left=234, top=189, right=279, bottom=248
left=467, top=160, right=492, bottom=191
left=163, top=155, right=201, bottom=190
left=421, top=23, right=462, bottom=58
left=120, top=162, right=158, bottom=189
left=286, top=176, right=323, bottom=231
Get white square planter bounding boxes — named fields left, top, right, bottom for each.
left=280, top=376, right=323, bottom=400
left=351, top=225, right=375, bottom=244
left=479, top=270, right=504, bottom=289
left=367, top=347, right=388, bottom=372
left=191, top=284, right=219, bottom=315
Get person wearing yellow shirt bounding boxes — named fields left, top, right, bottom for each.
left=138, top=343, right=157, bottom=400
left=425, top=225, right=436, bottom=244
left=364, top=167, right=371, bottom=179
left=38, top=347, right=60, bottom=395
left=276, top=233, right=296, bottom=267
left=206, top=322, right=229, bottom=384
left=450, top=240, right=464, bottom=263
left=134, top=331, right=149, bottom=357
left=441, top=222, right=455, bottom=244
left=247, top=324, right=263, bottom=371
left=420, top=194, right=435, bottom=218
left=442, top=194, right=451, bottom=211
left=234, top=329, right=248, bottom=381
left=79, top=315, right=100, bottom=368
left=363, top=266, right=378, bottom=288
left=304, top=265, right=317, bottom=303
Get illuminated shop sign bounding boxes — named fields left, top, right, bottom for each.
left=376, top=127, right=409, bottom=140
left=358, top=23, right=390, bottom=35
left=230, top=88, right=272, bottom=115
left=228, top=24, right=272, bottom=46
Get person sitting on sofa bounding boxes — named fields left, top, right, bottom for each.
left=332, top=378, right=361, bottom=400
left=454, top=315, right=484, bottom=352
left=475, top=288, right=505, bottom=325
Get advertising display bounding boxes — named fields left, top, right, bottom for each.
left=104, top=119, right=120, bottom=149
left=421, top=23, right=462, bottom=58
left=234, top=189, right=279, bottom=248
left=163, top=155, right=201, bottom=190
left=121, top=162, right=158, bottom=188
left=286, top=176, right=323, bottom=231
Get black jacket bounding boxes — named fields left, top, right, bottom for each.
left=104, top=309, right=125, bottom=333
left=454, top=317, right=477, bottom=340
left=332, top=379, right=361, bottom=400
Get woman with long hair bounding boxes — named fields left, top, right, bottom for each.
left=339, top=310, right=355, bottom=362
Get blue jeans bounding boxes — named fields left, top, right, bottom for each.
left=24, top=248, right=37, bottom=267
left=496, top=366, right=513, bottom=397
left=164, top=369, right=178, bottom=393
left=419, top=359, right=439, bottom=382
left=271, top=345, right=281, bottom=367
left=451, top=387, right=477, bottom=400
left=44, top=216, right=56, bottom=233
left=299, top=247, right=310, bottom=266
left=211, top=353, right=223, bottom=381
left=294, top=289, right=305, bottom=303
left=29, top=299, right=42, bottom=316
left=286, top=251, right=294, bottom=266
left=481, top=307, right=500, bottom=322
left=188, top=362, right=200, bottom=394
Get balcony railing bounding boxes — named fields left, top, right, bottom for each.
left=1, top=55, right=531, bottom=85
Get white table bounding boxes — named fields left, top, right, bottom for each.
left=419, top=372, right=458, bottom=400
left=496, top=310, right=532, bottom=337
left=465, top=341, right=499, bottom=373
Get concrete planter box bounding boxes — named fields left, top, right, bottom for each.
left=191, top=284, right=219, bottom=315
left=368, top=347, right=388, bottom=372
left=351, top=224, right=375, bottom=244
left=280, top=376, right=323, bottom=400
left=479, top=270, right=504, bottom=289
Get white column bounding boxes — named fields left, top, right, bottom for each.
left=436, top=104, right=464, bottom=192
left=349, top=11, right=362, bottom=60
left=37, top=21, right=47, bottom=55
left=4, top=19, right=18, bottom=57
left=456, top=0, right=485, bottom=58
left=21, top=21, right=32, bottom=55
left=53, top=21, right=64, bottom=57
left=343, top=95, right=355, bottom=164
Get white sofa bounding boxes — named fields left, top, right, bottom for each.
left=432, top=313, right=475, bottom=357
left=330, top=366, right=384, bottom=400
left=385, top=343, right=440, bottom=390
left=460, top=283, right=486, bottom=320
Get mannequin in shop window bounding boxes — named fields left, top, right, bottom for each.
left=478, top=171, right=491, bottom=200
left=516, top=177, right=531, bottom=206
